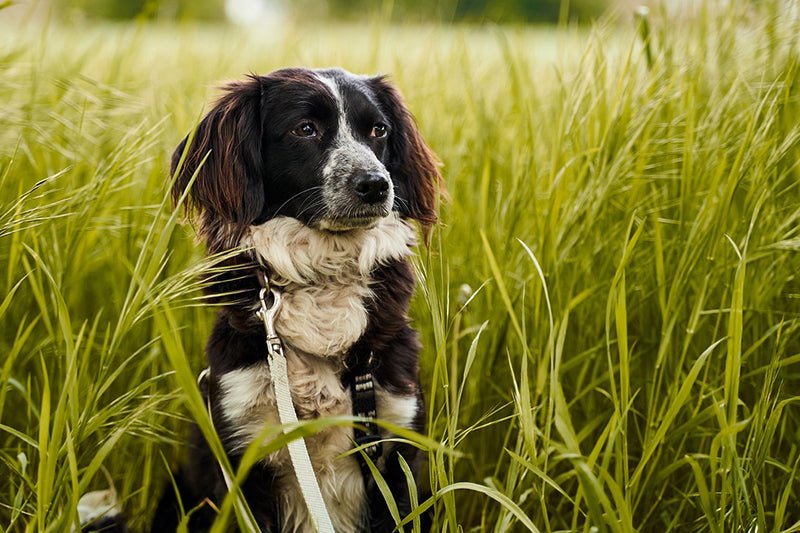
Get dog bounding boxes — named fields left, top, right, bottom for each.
left=151, top=68, right=441, bottom=532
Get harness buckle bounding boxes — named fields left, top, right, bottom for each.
left=355, top=432, right=383, bottom=460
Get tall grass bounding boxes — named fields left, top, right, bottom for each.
left=1, top=1, right=799, bottom=531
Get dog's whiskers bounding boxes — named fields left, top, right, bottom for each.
left=271, top=186, right=326, bottom=218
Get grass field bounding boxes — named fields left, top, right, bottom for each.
left=1, top=2, right=800, bottom=531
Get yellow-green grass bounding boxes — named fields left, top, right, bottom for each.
left=1, top=3, right=799, bottom=531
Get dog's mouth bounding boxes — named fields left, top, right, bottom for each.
left=315, top=215, right=384, bottom=232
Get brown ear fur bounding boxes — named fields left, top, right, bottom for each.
left=171, top=75, right=265, bottom=251
left=370, top=76, right=443, bottom=238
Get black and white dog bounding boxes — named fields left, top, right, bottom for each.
left=152, top=68, right=441, bottom=532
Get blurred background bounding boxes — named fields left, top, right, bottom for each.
left=32, top=0, right=610, bottom=24
left=8, top=0, right=742, bottom=26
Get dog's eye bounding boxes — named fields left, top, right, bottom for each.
left=370, top=124, right=388, bottom=139
left=291, top=122, right=318, bottom=138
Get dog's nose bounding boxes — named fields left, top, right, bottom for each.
left=353, top=172, right=390, bottom=204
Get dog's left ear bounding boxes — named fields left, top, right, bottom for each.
left=370, top=76, right=442, bottom=237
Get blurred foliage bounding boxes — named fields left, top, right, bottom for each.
left=52, top=0, right=225, bottom=20
left=51, top=0, right=609, bottom=23
left=324, top=0, right=609, bottom=23
left=460, top=0, right=608, bottom=22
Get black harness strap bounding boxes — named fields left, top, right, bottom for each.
left=347, top=350, right=383, bottom=479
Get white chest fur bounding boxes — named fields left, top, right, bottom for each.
left=241, top=213, right=415, bottom=357
left=220, top=214, right=419, bottom=532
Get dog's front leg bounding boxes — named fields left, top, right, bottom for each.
left=367, top=440, right=426, bottom=533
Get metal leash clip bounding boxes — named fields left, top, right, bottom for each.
left=256, top=286, right=284, bottom=360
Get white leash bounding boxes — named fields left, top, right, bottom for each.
left=256, top=286, right=336, bottom=533
left=198, top=282, right=337, bottom=531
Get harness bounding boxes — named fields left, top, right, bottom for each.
left=198, top=273, right=382, bottom=532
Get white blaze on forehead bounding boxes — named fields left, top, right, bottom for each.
left=315, top=73, right=368, bottom=150
left=315, top=73, right=394, bottom=205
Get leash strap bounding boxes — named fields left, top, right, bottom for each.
left=256, top=286, right=336, bottom=533
left=200, top=272, right=379, bottom=530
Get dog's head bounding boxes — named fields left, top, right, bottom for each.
left=172, top=68, right=441, bottom=252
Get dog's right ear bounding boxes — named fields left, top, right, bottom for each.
left=171, top=75, right=266, bottom=249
